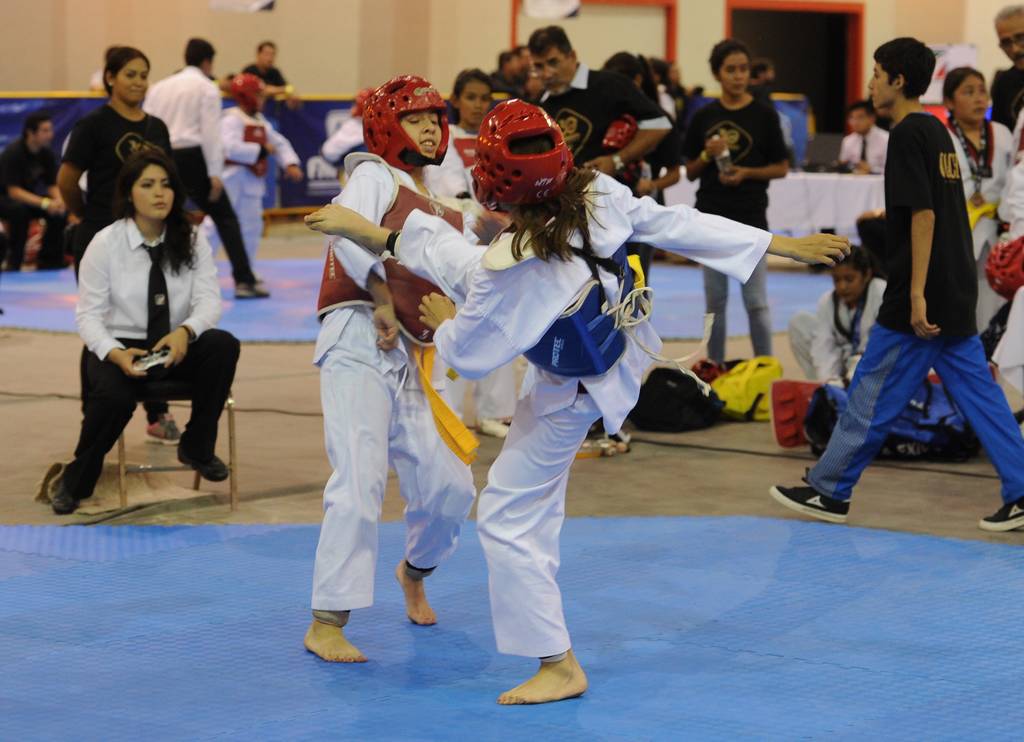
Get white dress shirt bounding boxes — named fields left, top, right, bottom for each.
left=144, top=66, right=225, bottom=178
left=809, top=277, right=886, bottom=380
left=838, top=125, right=889, bottom=173
left=77, top=218, right=222, bottom=361
left=395, top=172, right=772, bottom=432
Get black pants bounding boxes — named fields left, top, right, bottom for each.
left=172, top=147, right=256, bottom=285
left=63, top=329, right=240, bottom=502
left=0, top=198, right=67, bottom=270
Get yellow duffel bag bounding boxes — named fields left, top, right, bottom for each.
left=710, top=356, right=783, bottom=421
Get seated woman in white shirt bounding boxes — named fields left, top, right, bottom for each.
left=51, top=150, right=239, bottom=515
left=838, top=100, right=888, bottom=174
left=788, top=246, right=886, bottom=384
left=943, top=66, right=1015, bottom=331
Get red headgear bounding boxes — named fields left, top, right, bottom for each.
left=471, top=99, right=574, bottom=209
left=362, top=75, right=448, bottom=172
left=230, top=73, right=265, bottom=114
left=351, top=87, right=374, bottom=118
left=986, top=235, right=1024, bottom=300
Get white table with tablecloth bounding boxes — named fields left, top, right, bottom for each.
left=664, top=172, right=885, bottom=240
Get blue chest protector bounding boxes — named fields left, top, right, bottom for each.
left=524, top=246, right=636, bottom=377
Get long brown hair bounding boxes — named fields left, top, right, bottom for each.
left=508, top=135, right=598, bottom=262
left=113, top=149, right=196, bottom=274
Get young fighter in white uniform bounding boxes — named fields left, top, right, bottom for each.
left=425, top=69, right=518, bottom=438
left=942, top=67, right=1013, bottom=331
left=321, top=88, right=373, bottom=166
left=307, top=100, right=849, bottom=702
left=216, top=73, right=302, bottom=264
left=303, top=76, right=477, bottom=665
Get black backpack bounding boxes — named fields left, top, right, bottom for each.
left=628, top=367, right=724, bottom=432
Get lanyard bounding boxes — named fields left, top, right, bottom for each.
left=946, top=114, right=993, bottom=194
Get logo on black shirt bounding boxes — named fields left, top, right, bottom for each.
left=939, top=151, right=962, bottom=181
left=553, top=108, right=592, bottom=157
left=703, top=120, right=753, bottom=163
left=114, top=133, right=159, bottom=163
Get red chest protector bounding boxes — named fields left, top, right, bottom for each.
left=316, top=179, right=463, bottom=345
left=226, top=120, right=270, bottom=176
left=452, top=137, right=477, bottom=168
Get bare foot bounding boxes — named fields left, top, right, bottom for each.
left=303, top=620, right=367, bottom=663
left=497, top=650, right=588, bottom=705
left=395, top=561, right=437, bottom=625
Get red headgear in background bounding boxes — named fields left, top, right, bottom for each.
left=362, top=75, right=448, bottom=172
left=351, top=87, right=374, bottom=118
left=471, top=99, right=574, bottom=209
left=986, top=235, right=1024, bottom=300
left=230, top=73, right=265, bottom=115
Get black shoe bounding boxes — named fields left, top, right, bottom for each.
left=235, top=281, right=270, bottom=299
left=177, top=447, right=230, bottom=482
left=979, top=498, right=1024, bottom=532
left=769, top=484, right=849, bottom=524
left=50, top=483, right=78, bottom=515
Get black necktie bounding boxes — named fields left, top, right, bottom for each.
left=860, top=134, right=868, bottom=163
left=146, top=242, right=171, bottom=349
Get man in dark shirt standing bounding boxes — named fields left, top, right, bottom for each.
left=771, top=37, right=1024, bottom=532
left=242, top=41, right=297, bottom=106
left=990, top=5, right=1024, bottom=130
left=0, top=113, right=67, bottom=270
left=529, top=26, right=671, bottom=177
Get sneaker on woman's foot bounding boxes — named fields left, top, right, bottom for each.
left=769, top=484, right=850, bottom=524
left=979, top=498, right=1024, bottom=532
left=146, top=414, right=181, bottom=445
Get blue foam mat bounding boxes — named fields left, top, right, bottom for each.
left=1, top=517, right=1021, bottom=740
left=0, top=261, right=831, bottom=342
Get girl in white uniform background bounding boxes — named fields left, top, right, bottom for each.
left=207, top=74, right=303, bottom=270
left=788, top=246, right=886, bottom=384
left=425, top=68, right=519, bottom=439
left=307, top=100, right=849, bottom=703
left=943, top=67, right=1013, bottom=331
left=303, top=76, right=477, bottom=665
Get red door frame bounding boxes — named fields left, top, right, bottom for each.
left=511, top=0, right=678, bottom=61
left=725, top=0, right=864, bottom=107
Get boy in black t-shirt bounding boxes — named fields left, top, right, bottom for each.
left=682, top=39, right=789, bottom=363
left=770, top=38, right=1024, bottom=532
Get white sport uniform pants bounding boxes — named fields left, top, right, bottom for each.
left=476, top=389, right=602, bottom=657
left=204, top=170, right=265, bottom=263
left=311, top=312, right=477, bottom=611
left=787, top=311, right=819, bottom=380
left=445, top=361, right=518, bottom=421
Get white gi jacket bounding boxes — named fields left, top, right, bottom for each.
left=395, top=173, right=772, bottom=432
left=808, top=277, right=886, bottom=380
left=220, top=107, right=299, bottom=195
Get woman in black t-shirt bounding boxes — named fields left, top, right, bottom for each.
left=58, top=46, right=172, bottom=270
left=57, top=46, right=179, bottom=444
left=682, top=39, right=789, bottom=364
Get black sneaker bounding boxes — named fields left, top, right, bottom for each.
left=177, top=447, right=230, bottom=482
left=979, top=498, right=1024, bottom=532
left=50, top=483, right=78, bottom=515
left=769, top=484, right=849, bottom=524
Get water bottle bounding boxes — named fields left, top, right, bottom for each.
left=712, top=134, right=733, bottom=174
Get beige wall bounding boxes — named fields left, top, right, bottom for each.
left=0, top=0, right=1015, bottom=98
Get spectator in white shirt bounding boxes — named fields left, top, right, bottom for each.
left=788, top=246, right=886, bottom=384
left=51, top=149, right=239, bottom=515
left=839, top=100, right=888, bottom=174
left=144, top=38, right=267, bottom=299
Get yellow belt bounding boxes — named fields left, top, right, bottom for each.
left=411, top=346, right=479, bottom=465
left=967, top=200, right=998, bottom=230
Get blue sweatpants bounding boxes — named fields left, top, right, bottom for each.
left=807, top=325, right=1024, bottom=503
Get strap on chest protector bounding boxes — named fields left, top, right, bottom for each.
left=523, top=246, right=636, bottom=377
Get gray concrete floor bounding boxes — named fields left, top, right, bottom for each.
left=2, top=224, right=1022, bottom=546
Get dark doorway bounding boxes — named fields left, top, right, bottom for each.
left=731, top=9, right=854, bottom=133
